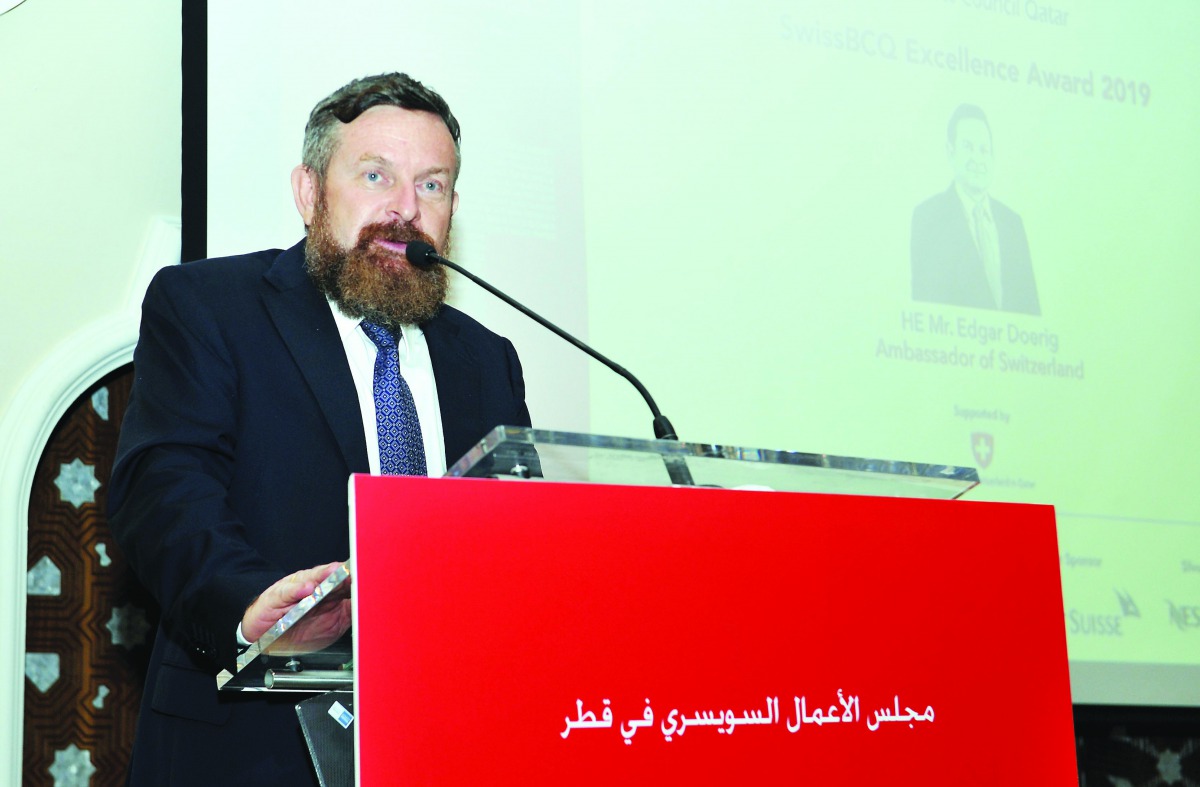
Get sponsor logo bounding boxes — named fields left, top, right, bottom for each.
left=1066, top=590, right=1140, bottom=638
left=1166, top=601, right=1200, bottom=631
left=1115, top=589, right=1140, bottom=618
left=1066, top=609, right=1122, bottom=637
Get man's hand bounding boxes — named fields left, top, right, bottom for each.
left=241, top=561, right=352, bottom=655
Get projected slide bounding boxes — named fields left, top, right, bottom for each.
left=208, top=1, right=1200, bottom=705
left=578, top=1, right=1200, bottom=706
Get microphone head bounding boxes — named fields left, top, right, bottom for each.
left=405, top=241, right=438, bottom=269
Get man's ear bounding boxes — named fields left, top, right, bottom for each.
left=451, top=190, right=460, bottom=216
left=291, top=165, right=317, bottom=226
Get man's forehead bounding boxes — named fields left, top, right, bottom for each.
left=954, top=118, right=991, bottom=145
left=336, top=107, right=455, bottom=155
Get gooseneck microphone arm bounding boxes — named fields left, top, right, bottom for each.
left=405, top=241, right=680, bottom=442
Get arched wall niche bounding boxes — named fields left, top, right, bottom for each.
left=0, top=216, right=179, bottom=787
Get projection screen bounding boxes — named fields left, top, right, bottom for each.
left=206, top=0, right=1200, bottom=707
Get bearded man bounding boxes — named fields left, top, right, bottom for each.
left=108, top=73, right=531, bottom=786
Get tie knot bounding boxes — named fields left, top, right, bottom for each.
left=361, top=321, right=398, bottom=351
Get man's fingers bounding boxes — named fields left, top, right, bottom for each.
left=275, top=561, right=342, bottom=604
left=243, top=561, right=349, bottom=641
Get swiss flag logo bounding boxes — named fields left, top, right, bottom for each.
left=971, top=432, right=995, bottom=470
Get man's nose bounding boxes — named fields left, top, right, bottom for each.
left=386, top=186, right=419, bottom=224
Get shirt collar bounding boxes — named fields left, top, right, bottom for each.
left=325, top=298, right=423, bottom=349
left=954, top=182, right=991, bottom=220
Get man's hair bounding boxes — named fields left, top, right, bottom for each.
left=946, top=103, right=992, bottom=147
left=301, top=72, right=462, bottom=183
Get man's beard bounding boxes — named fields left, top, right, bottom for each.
left=305, top=197, right=450, bottom=329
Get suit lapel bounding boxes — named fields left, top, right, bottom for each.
left=424, top=311, right=484, bottom=466
left=261, top=242, right=370, bottom=473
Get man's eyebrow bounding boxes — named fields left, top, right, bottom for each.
left=417, top=166, right=453, bottom=179
left=356, top=154, right=390, bottom=166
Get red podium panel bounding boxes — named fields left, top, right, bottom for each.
left=351, top=476, right=1076, bottom=785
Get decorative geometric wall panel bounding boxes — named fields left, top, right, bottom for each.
left=27, top=556, right=62, bottom=597
left=24, top=365, right=159, bottom=786
left=1076, top=727, right=1200, bottom=786
left=48, top=743, right=97, bottom=787
left=24, top=653, right=59, bottom=693
left=53, top=459, right=101, bottom=509
left=105, top=603, right=150, bottom=649
left=90, top=387, right=109, bottom=422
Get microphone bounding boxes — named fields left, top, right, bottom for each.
left=407, top=241, right=693, bottom=484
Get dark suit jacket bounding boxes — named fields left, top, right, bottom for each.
left=910, top=184, right=1041, bottom=315
left=108, top=240, right=531, bottom=785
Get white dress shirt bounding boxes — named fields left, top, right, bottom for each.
left=326, top=300, right=448, bottom=477
left=234, top=300, right=450, bottom=649
left=955, top=184, right=1004, bottom=308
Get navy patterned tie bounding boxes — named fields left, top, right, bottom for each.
left=361, top=321, right=428, bottom=476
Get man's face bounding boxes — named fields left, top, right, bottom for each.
left=293, top=106, right=460, bottom=327
left=296, top=105, right=459, bottom=256
left=946, top=117, right=993, bottom=197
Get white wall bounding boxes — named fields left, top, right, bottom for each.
left=0, top=0, right=180, bottom=780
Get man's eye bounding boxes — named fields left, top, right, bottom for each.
left=421, top=180, right=442, bottom=192
left=365, top=171, right=383, bottom=183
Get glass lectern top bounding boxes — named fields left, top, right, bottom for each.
left=446, top=426, right=979, bottom=500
